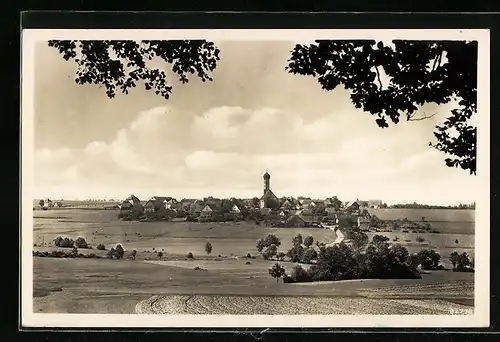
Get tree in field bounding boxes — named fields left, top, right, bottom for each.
left=302, top=248, right=318, bottom=264
left=107, top=247, right=116, bottom=259
left=48, top=40, right=220, bottom=100
left=263, top=244, right=278, bottom=260
left=131, top=249, right=137, bottom=260
left=304, top=236, right=314, bottom=248
left=292, top=234, right=303, bottom=247
left=256, top=238, right=265, bottom=253
left=349, top=231, right=369, bottom=251
left=114, top=244, right=125, bottom=259
left=263, top=234, right=281, bottom=248
left=455, top=239, right=459, bottom=244
left=157, top=251, right=163, bottom=259
left=205, top=241, right=213, bottom=255
left=416, top=236, right=425, bottom=244
left=276, top=252, right=286, bottom=261
left=74, top=237, right=88, bottom=249
left=417, top=249, right=441, bottom=270
left=287, top=40, right=477, bottom=174
left=268, top=263, right=286, bottom=283
left=390, top=244, right=409, bottom=264
left=407, top=253, right=421, bottom=269
left=450, top=251, right=459, bottom=268
left=371, top=235, right=390, bottom=248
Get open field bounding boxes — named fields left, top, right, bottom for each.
left=367, top=208, right=475, bottom=234
left=33, top=257, right=474, bottom=314
left=31, top=208, right=475, bottom=314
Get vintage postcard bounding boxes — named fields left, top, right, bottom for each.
left=21, top=29, right=490, bottom=328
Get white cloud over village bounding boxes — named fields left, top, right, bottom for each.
left=34, top=104, right=477, bottom=204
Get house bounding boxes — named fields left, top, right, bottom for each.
left=229, top=204, right=241, bottom=215
left=120, top=194, right=144, bottom=216
left=144, top=196, right=172, bottom=213
left=200, top=204, right=214, bottom=218
left=189, top=202, right=206, bottom=216
left=180, top=198, right=198, bottom=210
left=205, top=197, right=222, bottom=209
left=260, top=207, right=272, bottom=216
left=120, top=194, right=141, bottom=211
left=301, top=208, right=314, bottom=217
left=357, top=216, right=371, bottom=230
left=344, top=201, right=361, bottom=213
left=367, top=200, right=383, bottom=208
left=325, top=207, right=337, bottom=217
left=300, top=199, right=313, bottom=209
left=286, top=215, right=306, bottom=228
left=278, top=210, right=287, bottom=219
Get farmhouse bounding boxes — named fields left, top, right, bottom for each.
left=357, top=216, right=371, bottom=230
left=286, top=215, right=306, bottom=228
left=120, top=194, right=144, bottom=216
left=229, top=204, right=241, bottom=215
left=325, top=207, right=336, bottom=218
left=144, top=196, right=171, bottom=213
left=260, top=171, right=280, bottom=209
left=200, top=204, right=215, bottom=218
left=343, top=201, right=361, bottom=213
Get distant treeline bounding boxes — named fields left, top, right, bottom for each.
left=389, top=203, right=475, bottom=209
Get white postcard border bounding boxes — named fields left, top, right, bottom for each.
left=21, top=28, right=490, bottom=328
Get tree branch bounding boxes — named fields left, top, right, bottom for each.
left=408, top=112, right=437, bottom=122
left=374, top=65, right=383, bottom=90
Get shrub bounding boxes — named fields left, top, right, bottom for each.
left=416, top=236, right=425, bottom=244
left=276, top=252, right=286, bottom=261
left=256, top=239, right=265, bottom=252
left=451, top=251, right=474, bottom=272
left=292, top=234, right=303, bottom=247
left=302, top=248, right=318, bottom=264
left=264, top=234, right=281, bottom=247
left=349, top=230, right=369, bottom=251
left=303, top=236, right=314, bottom=248
left=157, top=251, right=163, bottom=259
left=205, top=242, right=213, bottom=255
left=246, top=253, right=252, bottom=258
left=107, top=247, right=116, bottom=259
left=53, top=236, right=74, bottom=248
left=74, top=237, right=89, bottom=249
left=187, top=252, right=194, bottom=259
left=268, top=263, right=286, bottom=283
left=417, top=249, right=441, bottom=270
left=262, top=244, right=278, bottom=260
left=407, top=253, right=421, bottom=269
left=114, top=244, right=125, bottom=259
left=290, top=265, right=312, bottom=282
left=286, top=245, right=304, bottom=263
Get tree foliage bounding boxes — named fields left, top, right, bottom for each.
left=268, top=263, right=286, bottom=283
left=205, top=241, right=213, bottom=255
left=287, top=40, right=477, bottom=174
left=304, top=236, right=314, bottom=248
left=48, top=40, right=220, bottom=100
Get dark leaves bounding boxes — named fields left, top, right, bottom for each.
left=48, top=40, right=221, bottom=101
left=287, top=40, right=477, bottom=174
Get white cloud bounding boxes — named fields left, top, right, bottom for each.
left=33, top=105, right=477, bottom=204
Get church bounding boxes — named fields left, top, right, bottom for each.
left=260, top=171, right=279, bottom=209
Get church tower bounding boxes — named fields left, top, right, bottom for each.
left=263, top=171, right=270, bottom=195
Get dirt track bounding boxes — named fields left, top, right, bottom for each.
left=135, top=295, right=473, bottom=315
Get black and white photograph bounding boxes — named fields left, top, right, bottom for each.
left=21, top=29, right=490, bottom=328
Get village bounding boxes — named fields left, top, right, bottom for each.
left=36, top=171, right=436, bottom=236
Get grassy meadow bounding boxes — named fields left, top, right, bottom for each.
left=31, top=206, right=476, bottom=314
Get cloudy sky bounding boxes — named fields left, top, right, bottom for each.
left=32, top=40, right=477, bottom=204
